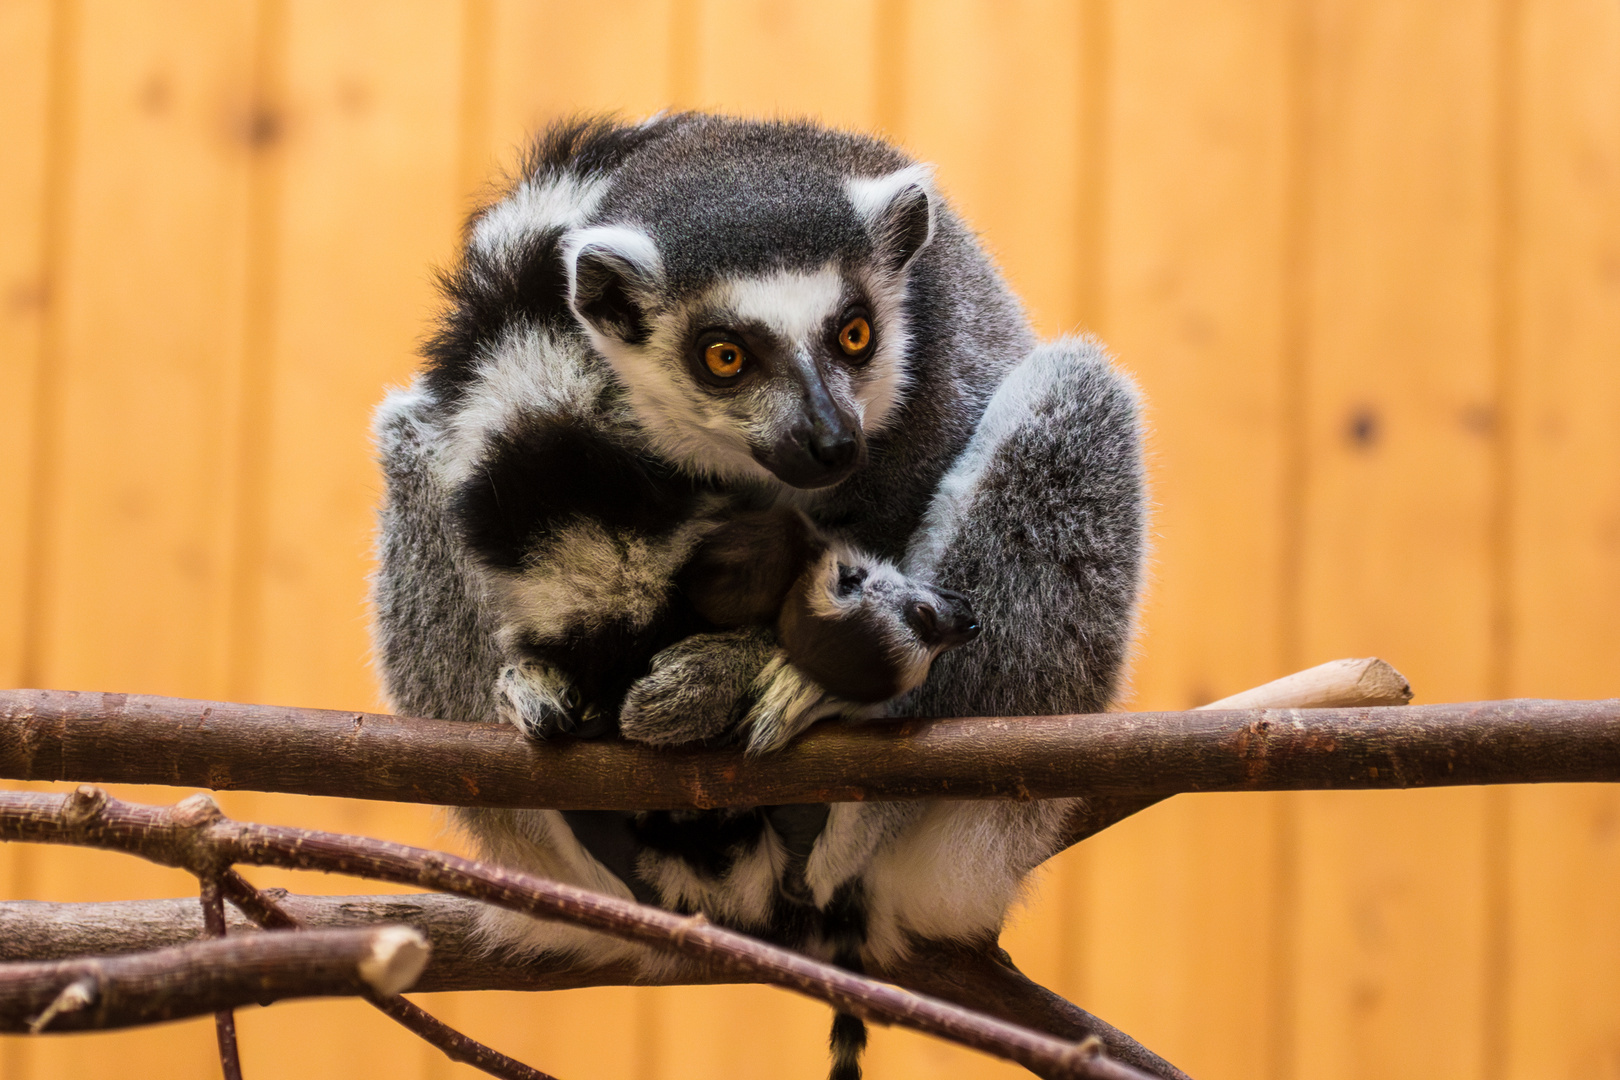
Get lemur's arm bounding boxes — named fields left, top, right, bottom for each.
left=450, top=414, right=721, bottom=740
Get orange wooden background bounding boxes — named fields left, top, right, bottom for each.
left=3, top=1, right=1619, bottom=1078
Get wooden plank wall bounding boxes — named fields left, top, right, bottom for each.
left=2, top=2, right=1617, bottom=1078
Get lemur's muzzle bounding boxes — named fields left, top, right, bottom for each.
left=756, top=363, right=867, bottom=489
left=906, top=588, right=981, bottom=651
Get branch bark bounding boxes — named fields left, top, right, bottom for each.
left=0, top=787, right=1153, bottom=1080
left=200, top=876, right=244, bottom=1080
left=0, top=890, right=1186, bottom=1079
left=0, top=927, right=426, bottom=1033
left=0, top=659, right=1421, bottom=1077
left=12, top=689, right=1613, bottom=813
left=1053, top=657, right=1415, bottom=851
left=214, top=869, right=558, bottom=1080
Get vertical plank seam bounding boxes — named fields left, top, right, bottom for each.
left=17, top=0, right=80, bottom=695
left=456, top=0, right=494, bottom=203
left=1481, top=0, right=1525, bottom=1076
left=1060, top=0, right=1114, bottom=1005
left=1270, top=1, right=1319, bottom=1077
left=1074, top=0, right=1111, bottom=336
left=871, top=0, right=907, bottom=140
left=436, top=8, right=495, bottom=1073
left=667, top=0, right=701, bottom=110
left=224, top=0, right=288, bottom=703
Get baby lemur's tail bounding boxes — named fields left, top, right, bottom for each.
left=824, top=883, right=870, bottom=1080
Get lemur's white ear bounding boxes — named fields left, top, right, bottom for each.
left=845, top=163, right=936, bottom=274
left=564, top=225, right=664, bottom=344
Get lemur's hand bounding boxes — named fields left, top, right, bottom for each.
left=620, top=628, right=778, bottom=746
left=496, top=658, right=583, bottom=740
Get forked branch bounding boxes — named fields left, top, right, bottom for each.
left=0, top=786, right=1157, bottom=1080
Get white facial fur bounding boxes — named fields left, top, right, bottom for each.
left=565, top=241, right=916, bottom=487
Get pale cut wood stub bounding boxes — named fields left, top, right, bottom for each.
left=1196, top=657, right=1413, bottom=711
left=356, top=925, right=430, bottom=997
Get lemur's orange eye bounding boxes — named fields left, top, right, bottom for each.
left=704, top=341, right=747, bottom=378
left=838, top=316, right=872, bottom=357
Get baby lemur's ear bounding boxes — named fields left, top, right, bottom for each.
left=680, top=508, right=825, bottom=628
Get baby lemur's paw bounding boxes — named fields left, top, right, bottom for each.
left=738, top=653, right=849, bottom=754
left=496, top=661, right=581, bottom=740
left=620, top=628, right=776, bottom=746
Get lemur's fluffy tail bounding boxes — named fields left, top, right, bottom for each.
left=829, top=1008, right=868, bottom=1080
left=825, top=887, right=869, bottom=1080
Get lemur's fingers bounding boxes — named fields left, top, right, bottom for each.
left=620, top=628, right=777, bottom=746
left=496, top=662, right=580, bottom=740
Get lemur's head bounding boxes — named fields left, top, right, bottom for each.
left=681, top=508, right=979, bottom=705
left=777, top=547, right=979, bottom=704
left=561, top=120, right=935, bottom=490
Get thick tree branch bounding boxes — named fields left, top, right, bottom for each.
left=0, top=927, right=426, bottom=1033
left=1053, top=657, right=1414, bottom=851
left=0, top=893, right=633, bottom=992
left=22, top=679, right=1609, bottom=814
left=0, top=787, right=1153, bottom=1080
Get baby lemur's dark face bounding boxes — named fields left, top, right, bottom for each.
left=679, top=509, right=979, bottom=705
left=777, top=546, right=978, bottom=703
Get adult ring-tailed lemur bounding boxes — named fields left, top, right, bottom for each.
left=372, top=114, right=1147, bottom=1080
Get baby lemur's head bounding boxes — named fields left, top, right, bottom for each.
left=680, top=509, right=979, bottom=704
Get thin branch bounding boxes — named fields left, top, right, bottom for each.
left=0, top=927, right=427, bottom=1033
left=367, top=995, right=559, bottom=1080
left=0, top=787, right=1154, bottom=1080
left=881, top=940, right=1194, bottom=1080
left=18, top=685, right=1609, bottom=814
left=199, top=876, right=243, bottom=1080
left=215, top=871, right=558, bottom=1080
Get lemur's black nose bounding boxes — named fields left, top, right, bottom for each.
left=807, top=428, right=859, bottom=471
left=907, top=588, right=981, bottom=650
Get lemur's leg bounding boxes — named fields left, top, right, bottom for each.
left=829, top=338, right=1148, bottom=963
left=902, top=334, right=1147, bottom=719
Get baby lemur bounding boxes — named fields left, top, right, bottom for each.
left=679, top=505, right=981, bottom=719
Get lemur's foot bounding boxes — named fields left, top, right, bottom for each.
left=620, top=628, right=775, bottom=746
left=496, top=661, right=581, bottom=740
